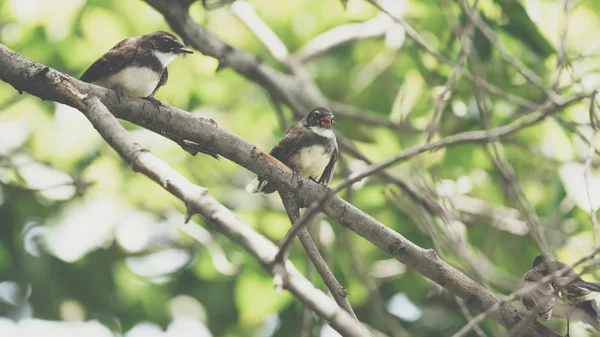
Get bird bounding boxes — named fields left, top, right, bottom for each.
left=80, top=31, right=192, bottom=101
left=522, top=255, right=600, bottom=336
left=246, top=107, right=338, bottom=194
left=80, top=31, right=219, bottom=159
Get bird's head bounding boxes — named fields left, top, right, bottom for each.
left=532, top=255, right=552, bottom=268
left=143, top=31, right=193, bottom=56
left=304, top=107, right=334, bottom=129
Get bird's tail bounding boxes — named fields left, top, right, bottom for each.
left=246, top=177, right=266, bottom=194
left=582, top=300, right=600, bottom=332
left=582, top=282, right=600, bottom=292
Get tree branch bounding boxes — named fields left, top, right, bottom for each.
left=0, top=42, right=561, bottom=336
left=278, top=189, right=358, bottom=320
left=31, top=68, right=367, bottom=337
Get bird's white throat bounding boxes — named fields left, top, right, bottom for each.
left=309, top=126, right=334, bottom=139
left=153, top=51, right=178, bottom=67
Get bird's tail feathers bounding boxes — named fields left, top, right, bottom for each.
left=583, top=300, right=600, bottom=332
left=582, top=282, right=600, bottom=292
left=246, top=178, right=267, bottom=194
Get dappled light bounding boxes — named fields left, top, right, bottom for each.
left=2, top=0, right=600, bottom=336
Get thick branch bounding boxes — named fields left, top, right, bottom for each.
left=0, top=43, right=560, bottom=336
left=42, top=73, right=367, bottom=337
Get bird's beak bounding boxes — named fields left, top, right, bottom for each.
left=178, top=47, right=194, bottom=54
left=320, top=116, right=333, bottom=127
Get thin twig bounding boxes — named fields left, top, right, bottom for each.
left=474, top=77, right=551, bottom=254
left=455, top=297, right=487, bottom=337
left=455, top=1, right=561, bottom=103
left=278, top=189, right=359, bottom=320
left=584, top=91, right=600, bottom=247
left=300, top=255, right=313, bottom=337
left=451, top=248, right=600, bottom=337
left=366, top=0, right=541, bottom=110
left=425, top=0, right=479, bottom=143
left=291, top=14, right=392, bottom=63
left=331, top=95, right=586, bottom=198
left=552, top=0, right=573, bottom=90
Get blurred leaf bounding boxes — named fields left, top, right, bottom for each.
left=496, top=0, right=555, bottom=58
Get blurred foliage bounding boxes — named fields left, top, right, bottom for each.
left=1, top=0, right=600, bottom=336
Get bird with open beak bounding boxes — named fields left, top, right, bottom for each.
left=247, top=107, right=338, bottom=194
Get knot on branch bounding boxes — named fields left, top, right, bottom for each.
left=25, top=65, right=49, bottom=81
left=215, top=44, right=235, bottom=72
left=128, top=146, right=150, bottom=172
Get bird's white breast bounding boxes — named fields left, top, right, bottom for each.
left=291, top=145, right=332, bottom=180
left=97, top=66, right=161, bottom=97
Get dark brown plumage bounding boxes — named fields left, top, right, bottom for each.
left=247, top=107, right=338, bottom=194
left=80, top=31, right=219, bottom=159
left=80, top=31, right=192, bottom=98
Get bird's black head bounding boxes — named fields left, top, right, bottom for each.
left=304, top=107, right=334, bottom=129
left=532, top=255, right=551, bottom=268
left=142, top=31, right=193, bottom=55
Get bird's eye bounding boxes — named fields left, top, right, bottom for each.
left=163, top=37, right=171, bottom=44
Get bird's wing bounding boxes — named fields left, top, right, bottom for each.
left=317, top=141, right=337, bottom=185
left=579, top=300, right=600, bottom=332
left=560, top=280, right=600, bottom=304
left=149, top=68, right=168, bottom=98
left=253, top=123, right=309, bottom=193
left=522, top=280, right=555, bottom=321
left=80, top=37, right=140, bottom=83
left=268, top=123, right=309, bottom=166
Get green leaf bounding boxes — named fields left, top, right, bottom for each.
left=496, top=0, right=555, bottom=58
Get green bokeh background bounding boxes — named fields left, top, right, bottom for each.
left=1, top=0, right=600, bottom=336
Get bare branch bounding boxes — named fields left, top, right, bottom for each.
left=584, top=91, right=600, bottom=247
left=44, top=74, right=367, bottom=337
left=231, top=1, right=289, bottom=63
left=331, top=94, right=586, bottom=199
left=0, top=36, right=563, bottom=337
left=291, top=14, right=392, bottom=63
left=424, top=0, right=478, bottom=143
left=278, top=189, right=358, bottom=320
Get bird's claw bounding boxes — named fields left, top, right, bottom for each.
left=114, top=87, right=125, bottom=103
left=142, top=96, right=165, bottom=109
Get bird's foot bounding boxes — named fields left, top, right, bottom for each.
left=114, top=87, right=125, bottom=103
left=141, top=96, right=164, bottom=109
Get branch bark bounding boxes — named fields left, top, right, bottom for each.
left=18, top=61, right=367, bottom=337
left=0, top=43, right=561, bottom=336
left=278, top=189, right=357, bottom=319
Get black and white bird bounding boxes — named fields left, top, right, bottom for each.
left=522, top=255, right=600, bottom=336
left=80, top=31, right=219, bottom=159
left=80, top=31, right=192, bottom=100
left=246, top=107, right=338, bottom=194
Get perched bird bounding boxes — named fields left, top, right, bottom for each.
left=80, top=31, right=192, bottom=100
left=522, top=255, right=600, bottom=336
left=81, top=31, right=219, bottom=159
left=246, top=107, right=338, bottom=194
